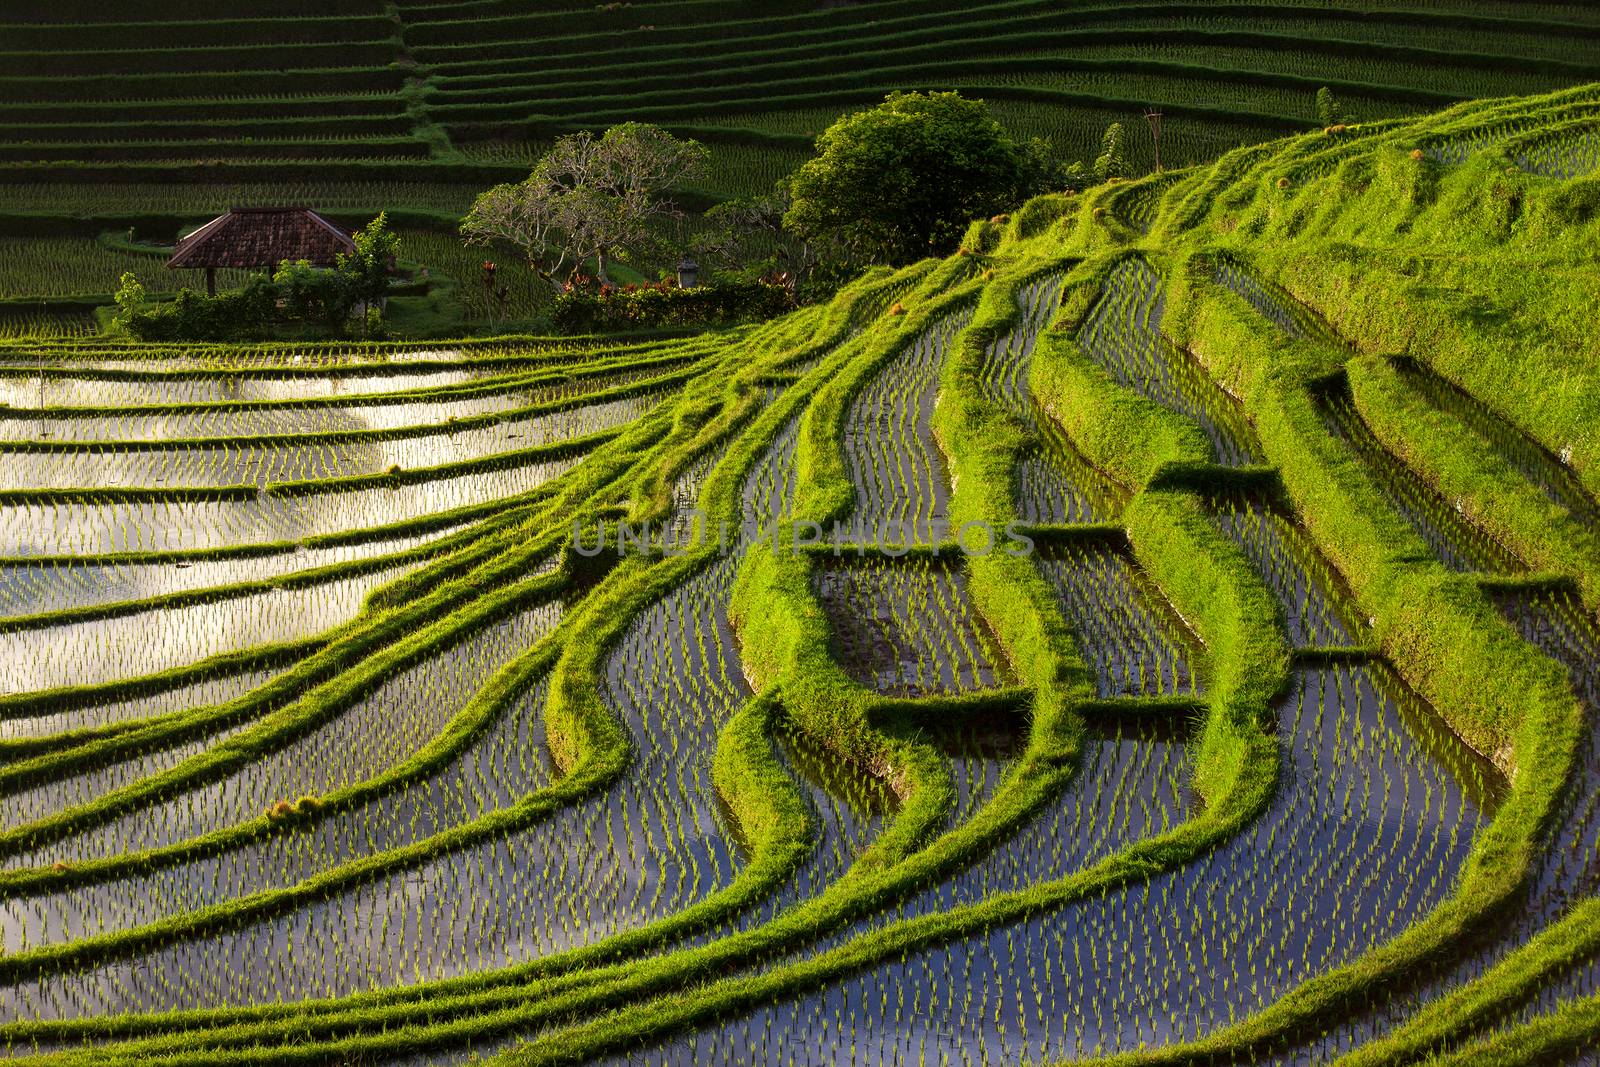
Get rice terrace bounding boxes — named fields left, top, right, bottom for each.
left=1, top=0, right=1600, bottom=1064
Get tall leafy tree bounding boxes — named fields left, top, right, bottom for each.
left=460, top=123, right=707, bottom=300
left=693, top=189, right=845, bottom=299
left=782, top=91, right=1058, bottom=265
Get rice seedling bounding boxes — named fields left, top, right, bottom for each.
left=699, top=713, right=897, bottom=945
left=0, top=662, right=277, bottom=742
left=1, top=718, right=261, bottom=840
left=0, top=311, right=97, bottom=340
left=0, top=362, right=552, bottom=410
left=977, top=271, right=1064, bottom=424
left=976, top=269, right=1131, bottom=525
left=0, top=451, right=585, bottom=556
left=0, top=560, right=421, bottom=695
left=1035, top=542, right=1202, bottom=698
left=1012, top=413, right=1127, bottom=526
left=0, top=393, right=659, bottom=491
left=1389, top=355, right=1600, bottom=530
left=0, top=607, right=563, bottom=954
left=1273, top=587, right=1600, bottom=1063
left=1208, top=253, right=1347, bottom=349
left=7, top=593, right=560, bottom=853
left=32, top=540, right=781, bottom=1025
left=1507, top=120, right=1600, bottom=177
left=0, top=369, right=681, bottom=446
left=812, top=555, right=1013, bottom=697
left=739, top=415, right=800, bottom=535
left=0, top=516, right=477, bottom=620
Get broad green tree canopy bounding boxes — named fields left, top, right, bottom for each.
left=782, top=91, right=1056, bottom=265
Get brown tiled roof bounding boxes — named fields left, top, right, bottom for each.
left=167, top=207, right=355, bottom=270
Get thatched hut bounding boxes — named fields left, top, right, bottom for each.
left=166, top=207, right=355, bottom=295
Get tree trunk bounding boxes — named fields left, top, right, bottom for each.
left=595, top=249, right=610, bottom=285
left=534, top=257, right=556, bottom=310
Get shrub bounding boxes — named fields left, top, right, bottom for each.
left=110, top=271, right=145, bottom=331
left=550, top=279, right=792, bottom=333
left=1316, top=86, right=1345, bottom=126
left=272, top=259, right=360, bottom=333
left=1093, top=122, right=1128, bottom=182
left=122, top=276, right=277, bottom=342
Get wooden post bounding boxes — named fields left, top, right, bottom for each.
left=206, top=267, right=216, bottom=296
left=1144, top=108, right=1164, bottom=173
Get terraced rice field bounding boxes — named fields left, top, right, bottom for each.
left=1, top=83, right=1599, bottom=1067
